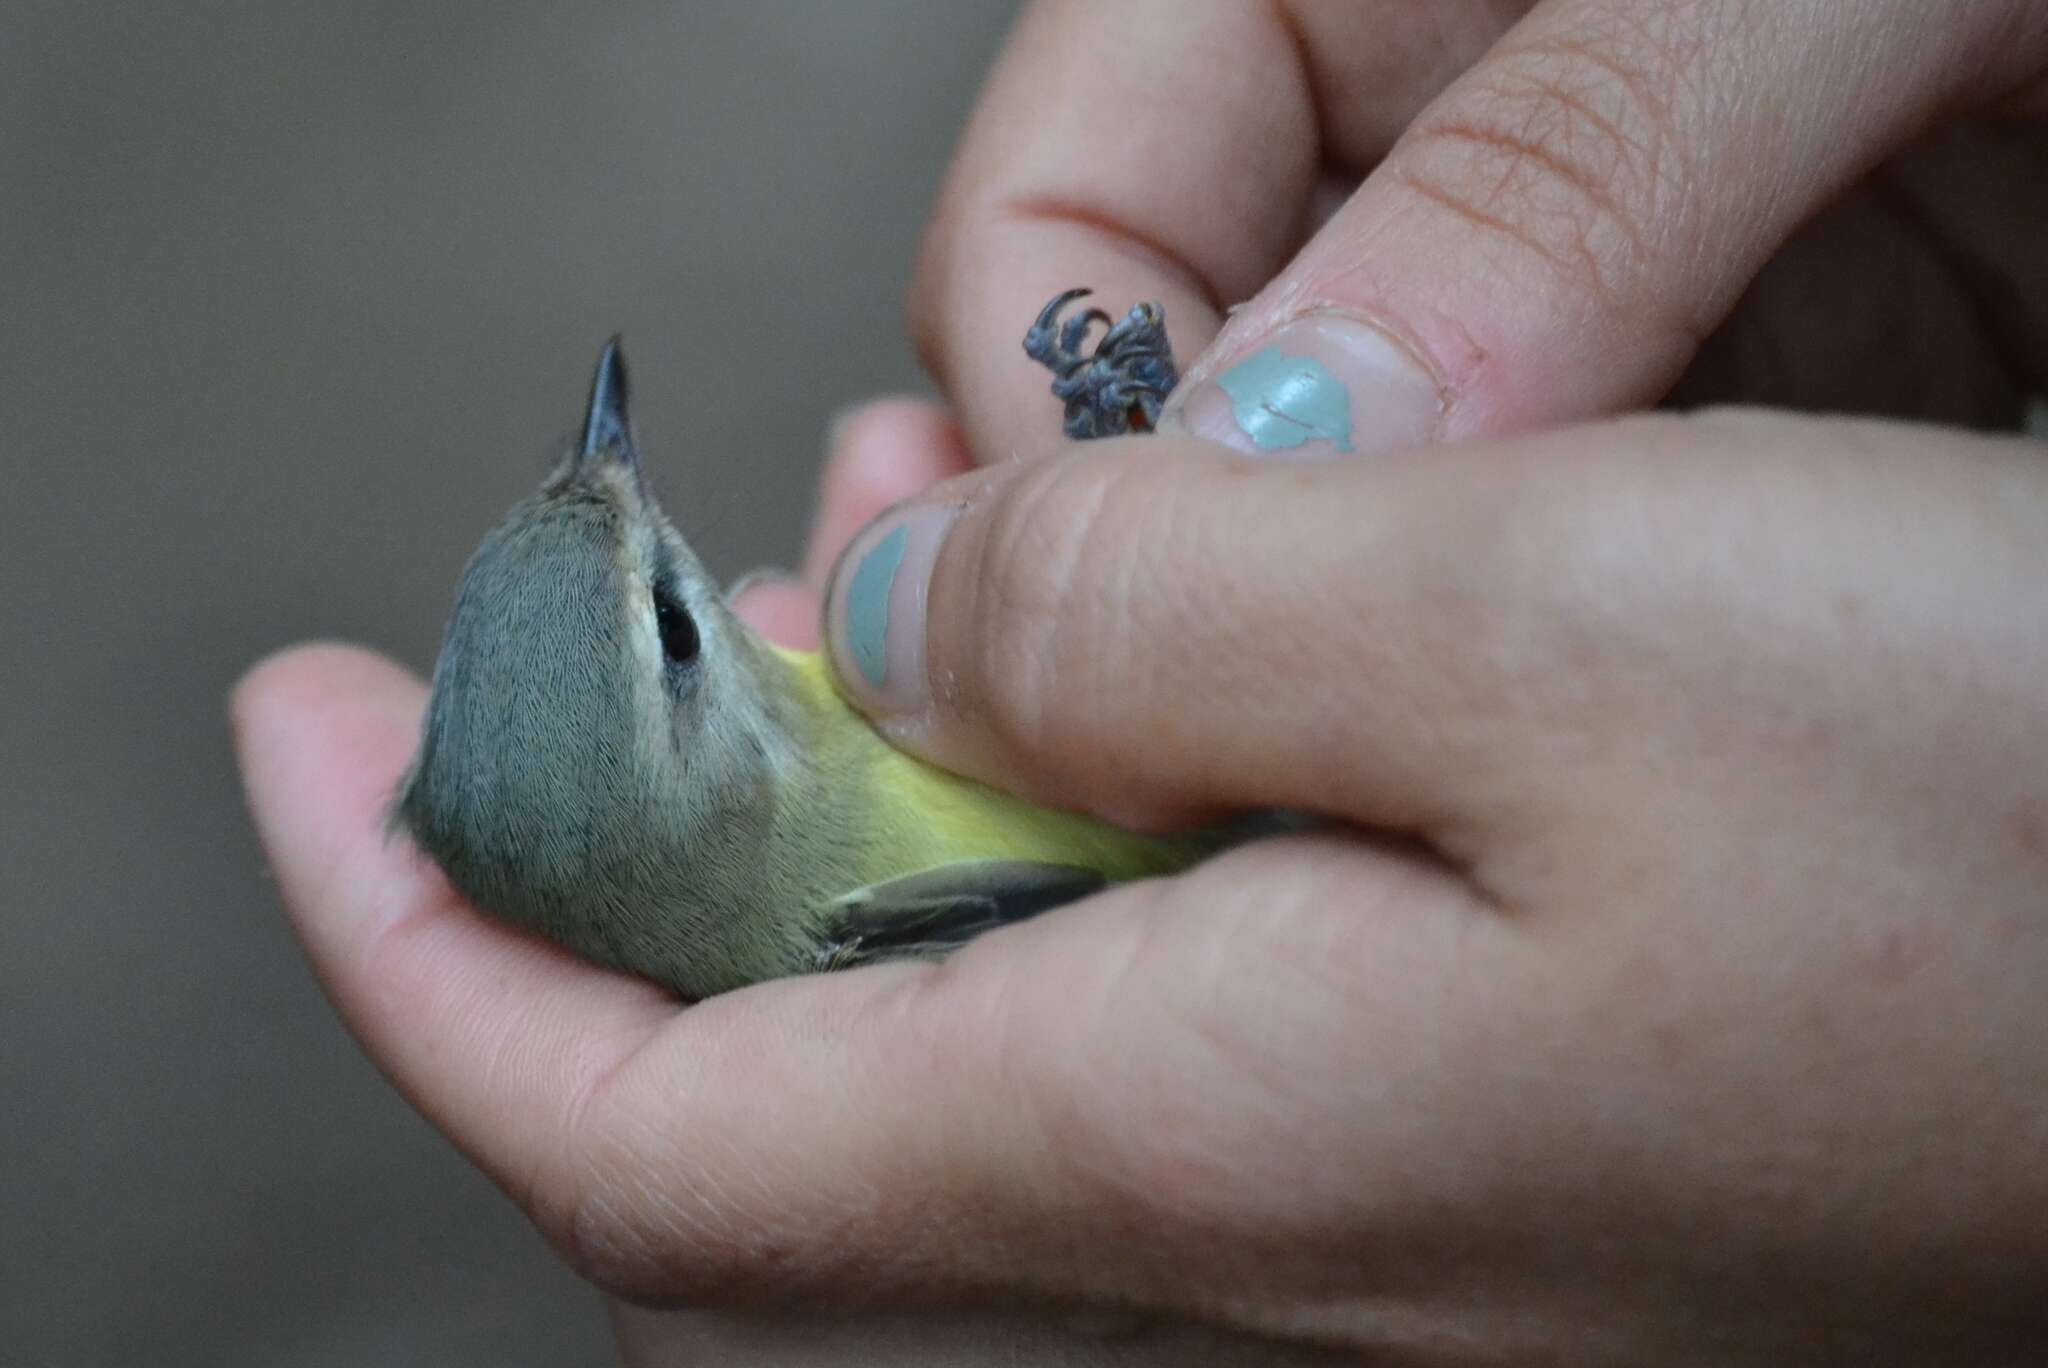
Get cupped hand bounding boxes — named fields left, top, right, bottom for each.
left=238, top=410, right=2048, bottom=1364
left=240, top=5, right=2048, bottom=1361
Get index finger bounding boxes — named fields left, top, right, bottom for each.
left=908, top=0, right=1317, bottom=460
left=229, top=646, right=680, bottom=1207
left=228, top=643, right=1502, bottom=1333
left=227, top=644, right=1153, bottom=1306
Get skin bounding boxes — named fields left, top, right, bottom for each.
left=239, top=416, right=2048, bottom=1365
left=235, top=1, right=2048, bottom=1362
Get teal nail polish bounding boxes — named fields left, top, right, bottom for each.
left=844, top=523, right=908, bottom=688
left=1213, top=347, right=1355, bottom=453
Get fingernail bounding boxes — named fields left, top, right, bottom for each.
left=824, top=502, right=958, bottom=716
left=724, top=566, right=800, bottom=602
left=1159, top=311, right=1445, bottom=459
left=823, top=404, right=863, bottom=454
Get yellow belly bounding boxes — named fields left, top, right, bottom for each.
left=771, top=646, right=1204, bottom=887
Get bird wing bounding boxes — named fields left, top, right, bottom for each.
left=814, top=861, right=1107, bottom=971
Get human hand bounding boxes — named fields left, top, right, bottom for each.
left=237, top=409, right=2048, bottom=1364
left=741, top=1, right=2048, bottom=649
left=239, top=5, right=2048, bottom=1359
left=913, top=0, right=2048, bottom=467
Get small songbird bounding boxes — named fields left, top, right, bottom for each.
left=393, top=336, right=1213, bottom=999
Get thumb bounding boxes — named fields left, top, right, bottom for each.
left=1157, top=0, right=2048, bottom=458
left=819, top=430, right=1585, bottom=837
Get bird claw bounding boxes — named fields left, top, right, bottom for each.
left=1024, top=288, right=1180, bottom=440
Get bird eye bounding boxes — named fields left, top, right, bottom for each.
left=653, top=584, right=700, bottom=667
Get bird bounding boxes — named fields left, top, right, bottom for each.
left=392, top=335, right=1215, bottom=998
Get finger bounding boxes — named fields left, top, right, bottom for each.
left=232, top=647, right=1508, bottom=1331
left=575, top=829, right=1499, bottom=1328
left=799, top=398, right=976, bottom=590
left=216, top=646, right=1518, bottom=1337
left=732, top=399, right=974, bottom=649
left=230, top=645, right=681, bottom=1204
left=819, top=430, right=1553, bottom=834
left=729, top=573, right=817, bottom=649
left=1160, top=0, right=2048, bottom=458
left=240, top=645, right=1420, bottom=1316
left=727, top=400, right=970, bottom=649
left=231, top=644, right=1040, bottom=1301
left=908, top=0, right=1517, bottom=463
left=240, top=425, right=2048, bottom=1342
left=819, top=413, right=2048, bottom=836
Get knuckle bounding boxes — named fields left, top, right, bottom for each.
left=520, top=1050, right=761, bottom=1304
left=952, top=457, right=1110, bottom=762
left=904, top=215, right=962, bottom=387
left=1394, top=7, right=1706, bottom=316
left=545, top=1092, right=814, bottom=1305
left=533, top=1097, right=701, bottom=1302
left=1459, top=414, right=1707, bottom=685
left=947, top=452, right=1169, bottom=771
left=552, top=1159, right=688, bottom=1303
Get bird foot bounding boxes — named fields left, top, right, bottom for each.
left=1024, top=287, right=1180, bottom=440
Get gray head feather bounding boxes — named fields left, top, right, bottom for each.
left=393, top=342, right=814, bottom=993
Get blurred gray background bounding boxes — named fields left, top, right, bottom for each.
left=1, top=4, right=1015, bottom=1363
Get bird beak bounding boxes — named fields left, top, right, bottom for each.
left=576, top=335, right=636, bottom=472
